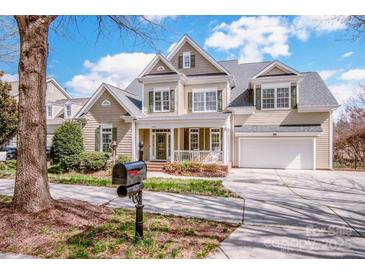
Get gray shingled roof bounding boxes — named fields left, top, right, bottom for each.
left=219, top=60, right=273, bottom=106
left=125, top=79, right=143, bottom=98
left=53, top=98, right=89, bottom=105
left=298, top=72, right=338, bottom=107
left=104, top=83, right=143, bottom=116
left=235, top=124, right=323, bottom=133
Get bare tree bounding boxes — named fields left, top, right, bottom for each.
left=11, top=15, right=164, bottom=212
left=0, top=16, right=18, bottom=62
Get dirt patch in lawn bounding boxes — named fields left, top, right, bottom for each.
left=0, top=195, right=237, bottom=258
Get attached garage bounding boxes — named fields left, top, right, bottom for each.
left=239, top=138, right=315, bottom=170
left=235, top=125, right=323, bottom=170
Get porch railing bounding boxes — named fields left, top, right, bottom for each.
left=174, top=150, right=223, bottom=163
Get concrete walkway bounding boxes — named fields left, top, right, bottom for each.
left=211, top=169, right=365, bottom=259
left=0, top=253, right=33, bottom=259
left=0, top=179, right=243, bottom=224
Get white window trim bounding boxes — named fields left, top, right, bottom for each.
left=189, top=128, right=199, bottom=151
left=153, top=87, right=170, bottom=112
left=100, top=124, right=113, bottom=152
left=210, top=128, right=221, bottom=151
left=150, top=129, right=171, bottom=161
left=183, top=52, right=191, bottom=69
left=47, top=104, right=53, bottom=119
left=64, top=103, right=72, bottom=118
left=261, top=83, right=291, bottom=110
left=101, top=99, right=111, bottom=106
left=192, top=88, right=218, bottom=113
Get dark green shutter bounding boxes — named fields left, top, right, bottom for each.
left=291, top=85, right=297, bottom=109
left=199, top=128, right=204, bottom=150
left=148, top=91, right=153, bottom=112
left=256, top=86, right=261, bottom=110
left=170, top=89, right=175, bottom=112
left=95, top=126, right=100, bottom=151
left=178, top=56, right=183, bottom=68
left=217, top=90, right=223, bottom=111
left=112, top=128, right=117, bottom=142
left=188, top=92, right=192, bottom=112
left=191, top=55, right=195, bottom=67
left=205, top=128, right=210, bottom=150
left=184, top=129, right=189, bottom=150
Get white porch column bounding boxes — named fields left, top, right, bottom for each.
left=135, top=125, right=139, bottom=161
left=170, top=127, right=175, bottom=162
left=131, top=121, right=136, bottom=161
left=223, top=127, right=228, bottom=164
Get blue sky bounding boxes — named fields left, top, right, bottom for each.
left=1, top=15, right=365, bottom=110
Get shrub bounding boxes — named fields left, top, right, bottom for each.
left=164, top=162, right=227, bottom=177
left=5, top=159, right=16, bottom=169
left=79, top=152, right=110, bottom=172
left=51, top=121, right=84, bottom=171
left=48, top=163, right=65, bottom=174
left=117, top=154, right=131, bottom=164
left=0, top=162, right=7, bottom=170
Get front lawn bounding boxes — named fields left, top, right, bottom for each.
left=0, top=195, right=237, bottom=259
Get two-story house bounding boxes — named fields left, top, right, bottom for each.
left=6, top=78, right=88, bottom=147
left=76, top=35, right=339, bottom=170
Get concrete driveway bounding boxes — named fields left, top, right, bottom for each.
left=212, top=169, right=365, bottom=258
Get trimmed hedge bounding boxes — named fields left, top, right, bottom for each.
left=51, top=121, right=84, bottom=171
left=117, top=154, right=131, bottom=164
left=164, top=161, right=227, bottom=177
left=79, top=152, right=110, bottom=172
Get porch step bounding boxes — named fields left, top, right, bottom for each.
left=146, top=161, right=167, bottom=172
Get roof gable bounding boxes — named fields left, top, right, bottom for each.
left=139, top=54, right=179, bottom=77
left=252, top=61, right=300, bottom=79
left=167, top=35, right=230, bottom=76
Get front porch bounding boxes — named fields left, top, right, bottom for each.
left=136, top=127, right=229, bottom=164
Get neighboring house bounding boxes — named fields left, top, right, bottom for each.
left=6, top=78, right=87, bottom=147
left=76, top=35, right=339, bottom=170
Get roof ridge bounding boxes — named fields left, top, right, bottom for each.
left=104, top=83, right=140, bottom=99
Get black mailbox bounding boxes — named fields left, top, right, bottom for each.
left=112, top=161, right=146, bottom=197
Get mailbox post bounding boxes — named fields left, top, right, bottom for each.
left=112, top=161, right=146, bottom=240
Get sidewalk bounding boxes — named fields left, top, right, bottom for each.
left=0, top=179, right=243, bottom=224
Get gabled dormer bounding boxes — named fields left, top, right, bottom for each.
left=139, top=54, right=180, bottom=78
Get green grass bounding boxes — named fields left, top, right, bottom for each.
left=0, top=165, right=238, bottom=198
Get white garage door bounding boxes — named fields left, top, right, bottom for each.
left=239, top=138, right=314, bottom=170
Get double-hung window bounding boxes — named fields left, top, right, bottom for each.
left=153, top=89, right=170, bottom=112
left=183, top=52, right=191, bottom=69
left=193, top=89, right=217, bottom=112
left=65, top=104, right=72, bottom=118
left=189, top=128, right=199, bottom=150
left=101, top=125, right=112, bottom=153
left=47, top=104, right=53, bottom=118
left=262, top=84, right=290, bottom=110
left=210, top=128, right=221, bottom=151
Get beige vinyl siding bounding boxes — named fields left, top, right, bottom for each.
left=82, top=90, right=132, bottom=158
left=233, top=110, right=330, bottom=169
left=170, top=42, right=221, bottom=75
left=46, top=82, right=68, bottom=102
left=143, top=81, right=178, bottom=115
left=148, top=60, right=174, bottom=75
left=139, top=129, right=150, bottom=161
left=262, top=66, right=287, bottom=76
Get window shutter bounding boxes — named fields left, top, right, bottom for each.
left=148, top=91, right=153, bottom=112
left=112, top=128, right=117, bottom=142
left=184, top=128, right=189, bottom=150
left=191, top=55, right=195, bottom=67
left=199, top=128, right=204, bottom=150
left=217, top=90, right=223, bottom=111
left=170, top=89, right=175, bottom=112
left=205, top=128, right=210, bottom=150
left=95, top=126, right=100, bottom=151
left=188, top=92, right=192, bottom=112
left=255, top=87, right=261, bottom=110
left=291, top=85, right=297, bottom=109
left=178, top=56, right=183, bottom=68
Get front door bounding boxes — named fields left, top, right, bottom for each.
left=156, top=133, right=167, bottom=160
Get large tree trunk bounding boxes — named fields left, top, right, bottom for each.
left=12, top=16, right=57, bottom=213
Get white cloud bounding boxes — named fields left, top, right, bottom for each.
left=318, top=69, right=342, bottom=81
left=205, top=16, right=346, bottom=63
left=143, top=15, right=176, bottom=23
left=292, top=16, right=346, bottom=41
left=0, top=73, right=18, bottom=82
left=339, top=69, right=365, bottom=81
left=329, top=83, right=357, bottom=104
left=205, top=16, right=291, bottom=63
left=342, top=51, right=354, bottom=58
left=66, top=52, right=154, bottom=96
